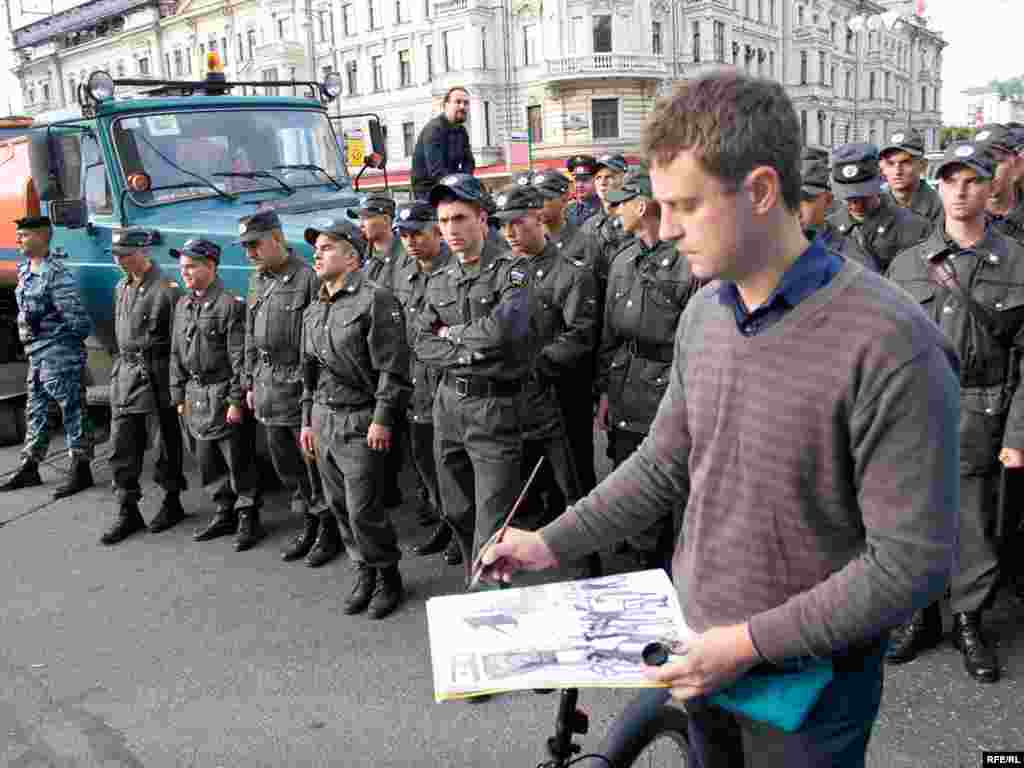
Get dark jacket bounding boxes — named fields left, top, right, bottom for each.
left=989, top=198, right=1024, bottom=246
left=15, top=255, right=92, bottom=357
left=884, top=180, right=944, bottom=224
left=827, top=197, right=932, bottom=273
left=411, top=114, right=475, bottom=199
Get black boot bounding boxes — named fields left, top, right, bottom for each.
left=234, top=508, right=263, bottom=551
left=100, top=503, right=146, bottom=545
left=886, top=603, right=942, bottom=664
left=368, top=565, right=404, bottom=619
left=443, top=536, right=463, bottom=566
left=148, top=493, right=186, bottom=533
left=281, top=513, right=319, bottom=561
left=343, top=564, right=377, bottom=615
left=193, top=507, right=238, bottom=541
left=52, top=455, right=93, bottom=499
left=0, top=458, right=42, bottom=491
left=952, top=612, right=999, bottom=683
left=414, top=522, right=451, bottom=556
left=305, top=513, right=341, bottom=567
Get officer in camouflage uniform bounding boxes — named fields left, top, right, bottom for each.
left=100, top=229, right=186, bottom=545
left=975, top=124, right=1024, bottom=245
left=239, top=210, right=335, bottom=567
left=597, top=169, right=701, bottom=570
left=880, top=128, right=944, bottom=224
left=563, top=154, right=601, bottom=227
left=827, top=143, right=932, bottom=273
left=887, top=142, right=1024, bottom=684
left=170, top=239, right=263, bottom=551
left=799, top=157, right=836, bottom=246
left=351, top=194, right=404, bottom=289
left=416, top=173, right=535, bottom=577
left=300, top=217, right=411, bottom=619
left=0, top=216, right=94, bottom=499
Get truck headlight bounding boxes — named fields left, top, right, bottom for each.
left=321, top=73, right=343, bottom=101
left=87, top=71, right=115, bottom=102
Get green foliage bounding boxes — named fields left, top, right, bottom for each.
left=939, top=126, right=975, bottom=149
left=989, top=76, right=1024, bottom=101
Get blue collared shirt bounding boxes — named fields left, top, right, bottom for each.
left=717, top=237, right=842, bottom=336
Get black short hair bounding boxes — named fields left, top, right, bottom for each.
left=444, top=87, right=470, bottom=105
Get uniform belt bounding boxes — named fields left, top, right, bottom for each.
left=626, top=339, right=674, bottom=363
left=189, top=372, right=230, bottom=386
left=443, top=371, right=522, bottom=398
left=313, top=394, right=374, bottom=411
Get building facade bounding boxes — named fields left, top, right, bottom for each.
left=963, top=86, right=1024, bottom=129
left=10, top=0, right=945, bottom=187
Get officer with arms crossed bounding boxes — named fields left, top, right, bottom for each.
left=170, top=239, right=263, bottom=551
left=879, top=129, right=944, bottom=224
left=300, top=218, right=411, bottom=619
left=481, top=72, right=959, bottom=767
left=239, top=211, right=334, bottom=567
left=100, top=229, right=187, bottom=544
left=1, top=216, right=94, bottom=498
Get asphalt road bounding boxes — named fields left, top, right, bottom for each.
left=1, top=434, right=1022, bottom=767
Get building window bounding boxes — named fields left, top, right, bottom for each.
left=568, top=16, right=584, bottom=54
left=426, top=44, right=434, bottom=80
left=800, top=51, right=807, bottom=84
left=220, top=37, right=228, bottom=66
left=318, top=12, right=327, bottom=40
left=42, top=83, right=50, bottom=102
left=769, top=0, right=775, bottom=24
left=652, top=21, right=662, bottom=55
left=138, top=57, right=150, bottom=75
left=592, top=98, right=618, bottom=139
left=800, top=110, right=807, bottom=144
left=279, top=17, right=290, bottom=38
left=117, top=60, right=126, bottom=77
left=527, top=104, right=543, bottom=143
left=830, top=64, right=836, bottom=89
left=346, top=60, right=358, bottom=94
left=523, top=24, right=538, bottom=65
left=395, top=0, right=404, bottom=24
left=174, top=49, right=183, bottom=75
left=443, top=29, right=460, bottom=71
left=884, top=71, right=890, bottom=100
left=68, top=77, right=76, bottom=99
left=593, top=14, right=612, bottom=53
left=368, top=0, right=379, bottom=29
left=164, top=53, right=171, bottom=75
left=483, top=100, right=491, bottom=145
left=424, top=0, right=430, bottom=18
left=819, top=51, right=825, bottom=84
left=830, top=20, right=836, bottom=42
left=402, top=121, right=415, bottom=156
left=481, top=28, right=488, bottom=68
left=237, top=34, right=244, bottom=62
left=398, top=49, right=412, bottom=86
left=846, top=29, right=854, bottom=54
left=797, top=5, right=803, bottom=26
left=692, top=21, right=701, bottom=63
left=343, top=3, right=355, bottom=35
left=248, top=29, right=257, bottom=59
left=263, top=67, right=279, bottom=96
left=869, top=71, right=876, bottom=99
left=372, top=55, right=384, bottom=90
left=921, top=86, right=927, bottom=111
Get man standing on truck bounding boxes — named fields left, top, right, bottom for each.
left=99, top=229, right=187, bottom=545
left=410, top=87, right=475, bottom=201
left=0, top=216, right=94, bottom=498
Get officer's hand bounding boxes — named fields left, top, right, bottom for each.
left=246, top=390, right=255, bottom=411
left=367, top=423, right=392, bottom=452
left=177, top=403, right=185, bottom=415
left=226, top=405, right=244, bottom=424
left=431, top=319, right=449, bottom=337
left=300, top=427, right=318, bottom=460
left=479, top=528, right=560, bottom=584
left=1000, top=447, right=1024, bottom=468
left=595, top=395, right=610, bottom=432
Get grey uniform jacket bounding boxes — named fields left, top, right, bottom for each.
left=364, top=238, right=408, bottom=291
left=827, top=197, right=932, bottom=273
left=884, top=181, right=944, bottom=224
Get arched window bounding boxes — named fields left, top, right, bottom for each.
left=800, top=50, right=808, bottom=84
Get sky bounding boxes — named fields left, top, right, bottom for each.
left=0, top=0, right=1020, bottom=125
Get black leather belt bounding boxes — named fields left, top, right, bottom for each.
left=443, top=372, right=522, bottom=398
left=189, top=372, right=230, bottom=386
left=626, top=339, right=674, bottom=363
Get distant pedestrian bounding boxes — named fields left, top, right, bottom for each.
left=411, top=87, right=475, bottom=200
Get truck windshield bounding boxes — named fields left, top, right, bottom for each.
left=111, top=108, right=350, bottom=204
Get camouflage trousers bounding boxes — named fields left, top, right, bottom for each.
left=21, top=347, right=93, bottom=462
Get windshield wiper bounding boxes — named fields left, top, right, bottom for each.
left=273, top=164, right=345, bottom=191
left=129, top=129, right=236, bottom=201
left=214, top=170, right=295, bottom=196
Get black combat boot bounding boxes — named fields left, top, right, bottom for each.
left=52, top=455, right=93, bottom=499
left=0, top=458, right=43, bottom=491
left=100, top=503, right=146, bottom=545
left=148, top=493, right=186, bottom=533
left=368, top=565, right=404, bottom=619
left=413, top=522, right=452, bottom=556
left=305, top=513, right=341, bottom=567
left=281, top=513, right=319, bottom=561
left=886, top=602, right=943, bottom=664
left=342, top=564, right=377, bottom=615
left=443, top=536, right=463, bottom=566
left=233, top=508, right=264, bottom=551
left=952, top=611, right=999, bottom=683
left=193, top=507, right=238, bottom=541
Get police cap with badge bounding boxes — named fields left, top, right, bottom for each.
left=566, top=154, right=598, bottom=178
left=532, top=170, right=571, bottom=199
left=831, top=143, right=883, bottom=200
left=511, top=170, right=536, bottom=187
left=347, top=193, right=396, bottom=220
left=428, top=173, right=488, bottom=208
left=13, top=215, right=52, bottom=231
left=112, top=228, right=159, bottom=255
left=606, top=167, right=653, bottom=206
left=236, top=210, right=283, bottom=244
left=304, top=216, right=367, bottom=259
left=934, top=141, right=997, bottom=181
left=973, top=124, right=1015, bottom=154
left=801, top=158, right=832, bottom=199
left=393, top=201, right=437, bottom=234
left=801, top=146, right=831, bottom=164
left=491, top=184, right=545, bottom=222
left=880, top=128, right=926, bottom=159
left=595, top=153, right=629, bottom=175
left=170, top=238, right=222, bottom=263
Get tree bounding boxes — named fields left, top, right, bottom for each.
left=939, top=126, right=975, bottom=149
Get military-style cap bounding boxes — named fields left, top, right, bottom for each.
left=428, top=173, right=487, bottom=207
left=880, top=128, right=926, bottom=158
left=974, top=124, right=1014, bottom=153
left=532, top=170, right=570, bottom=199
left=304, top=216, right=367, bottom=258
left=595, top=153, right=628, bottom=174
left=393, top=201, right=437, bottom=233
left=801, top=145, right=831, bottom=164
left=606, top=167, right=653, bottom=205
left=801, top=158, right=832, bottom=196
left=170, top=238, right=222, bottom=263
left=1006, top=126, right=1024, bottom=153
left=831, top=143, right=883, bottom=200
left=935, top=142, right=997, bottom=181
left=566, top=154, right=597, bottom=177
left=491, top=184, right=544, bottom=221
left=13, top=215, right=51, bottom=230
left=237, top=210, right=283, bottom=243
left=511, top=170, right=536, bottom=187
left=347, top=193, right=396, bottom=220
left=112, top=228, right=158, bottom=254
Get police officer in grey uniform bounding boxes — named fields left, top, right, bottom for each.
left=239, top=210, right=335, bottom=566
left=976, top=124, right=1024, bottom=245
left=827, top=143, right=932, bottom=273
left=100, top=229, right=186, bottom=545
left=300, top=217, right=411, bottom=619
left=580, top=154, right=635, bottom=290
left=802, top=146, right=839, bottom=218
left=0, top=216, right=94, bottom=498
left=880, top=128, right=944, bottom=224
left=597, top=168, right=702, bottom=570
left=533, top=170, right=581, bottom=256
left=170, top=239, right=264, bottom=551
left=564, top=155, right=601, bottom=228
left=350, top=194, right=405, bottom=289
left=799, top=157, right=837, bottom=246
left=887, top=142, right=1024, bottom=683
left=416, top=173, right=534, bottom=576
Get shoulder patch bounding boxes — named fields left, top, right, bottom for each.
left=508, top=267, right=528, bottom=288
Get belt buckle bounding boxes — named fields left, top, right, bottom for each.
left=453, top=376, right=469, bottom=398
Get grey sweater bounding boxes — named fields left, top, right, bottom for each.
left=542, top=260, right=960, bottom=663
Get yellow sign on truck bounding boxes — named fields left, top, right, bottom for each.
left=344, top=128, right=365, bottom=168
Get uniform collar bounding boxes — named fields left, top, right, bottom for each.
left=260, top=249, right=302, bottom=282
left=637, top=239, right=678, bottom=269
left=370, top=236, right=403, bottom=264
left=191, top=277, right=224, bottom=306
left=320, top=268, right=364, bottom=302
left=132, top=262, right=162, bottom=288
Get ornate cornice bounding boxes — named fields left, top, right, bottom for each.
left=13, top=0, right=159, bottom=48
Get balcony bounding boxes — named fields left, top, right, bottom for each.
left=434, top=0, right=487, bottom=14
left=789, top=83, right=837, bottom=104
left=546, top=53, right=666, bottom=80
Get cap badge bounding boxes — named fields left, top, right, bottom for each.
left=517, top=176, right=529, bottom=186
left=976, top=130, right=991, bottom=142
left=842, top=164, right=859, bottom=179
left=955, top=145, right=975, bottom=158
left=496, top=194, right=508, bottom=208
left=891, top=133, right=905, bottom=144
left=441, top=174, right=460, bottom=186
left=238, top=223, right=247, bottom=235
left=400, top=209, right=411, bottom=220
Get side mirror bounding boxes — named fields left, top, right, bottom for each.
left=368, top=119, right=387, bottom=165
left=29, top=131, right=62, bottom=201
left=49, top=199, right=89, bottom=229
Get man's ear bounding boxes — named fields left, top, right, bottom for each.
left=746, top=166, right=781, bottom=215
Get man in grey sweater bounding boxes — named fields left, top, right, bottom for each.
left=481, top=72, right=960, bottom=767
